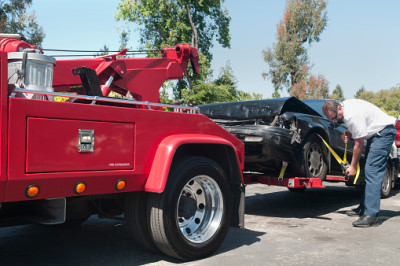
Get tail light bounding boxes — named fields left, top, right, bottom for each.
left=395, top=121, right=400, bottom=147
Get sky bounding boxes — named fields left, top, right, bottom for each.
left=31, top=0, right=400, bottom=99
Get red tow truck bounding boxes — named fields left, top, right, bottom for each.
left=0, top=34, right=245, bottom=261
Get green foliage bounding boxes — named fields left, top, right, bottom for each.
left=172, top=51, right=212, bottom=99
left=237, top=91, right=263, bottom=101
left=0, top=0, right=45, bottom=46
left=94, top=45, right=110, bottom=57
left=181, top=82, right=236, bottom=105
left=354, top=85, right=365, bottom=98
left=355, top=86, right=400, bottom=117
left=272, top=91, right=281, bottom=98
left=263, top=0, right=327, bottom=95
left=116, top=0, right=232, bottom=101
left=331, top=84, right=345, bottom=101
left=181, top=61, right=262, bottom=105
left=119, top=30, right=130, bottom=51
left=116, top=0, right=231, bottom=61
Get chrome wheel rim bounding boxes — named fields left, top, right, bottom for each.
left=176, top=175, right=223, bottom=243
left=382, top=172, right=390, bottom=193
left=307, top=143, right=323, bottom=176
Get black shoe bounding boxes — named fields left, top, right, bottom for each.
left=346, top=207, right=364, bottom=217
left=352, top=215, right=379, bottom=227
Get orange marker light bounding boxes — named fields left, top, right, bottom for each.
left=26, top=185, right=39, bottom=198
left=115, top=179, right=126, bottom=190
left=74, top=182, right=86, bottom=194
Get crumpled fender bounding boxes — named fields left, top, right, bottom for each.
left=145, top=134, right=236, bottom=193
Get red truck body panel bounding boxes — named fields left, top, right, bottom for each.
left=4, top=96, right=242, bottom=202
left=145, top=134, right=239, bottom=193
left=0, top=53, right=7, bottom=200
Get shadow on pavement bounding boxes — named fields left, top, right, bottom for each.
left=0, top=216, right=265, bottom=266
left=244, top=184, right=364, bottom=219
left=377, top=209, right=400, bottom=224
left=0, top=218, right=171, bottom=266
left=215, top=227, right=265, bottom=254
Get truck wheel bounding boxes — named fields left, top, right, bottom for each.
left=147, top=156, right=232, bottom=261
left=381, top=164, right=393, bottom=198
left=295, top=134, right=328, bottom=180
left=124, top=192, right=158, bottom=253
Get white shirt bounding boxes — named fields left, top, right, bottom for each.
left=342, top=99, right=396, bottom=139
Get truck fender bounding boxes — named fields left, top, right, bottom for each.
left=145, top=134, right=236, bottom=193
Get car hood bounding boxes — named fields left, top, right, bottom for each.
left=199, top=97, right=321, bottom=120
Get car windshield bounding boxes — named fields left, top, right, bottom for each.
left=301, top=99, right=329, bottom=118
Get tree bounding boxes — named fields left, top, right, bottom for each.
left=331, top=84, right=345, bottom=101
left=116, top=0, right=231, bottom=100
left=94, top=45, right=110, bottom=56
left=290, top=74, right=329, bottom=100
left=119, top=30, right=130, bottom=52
left=263, top=0, right=327, bottom=95
left=354, top=85, right=366, bottom=98
left=237, top=91, right=263, bottom=101
left=181, top=62, right=262, bottom=104
left=116, top=0, right=230, bottom=61
left=0, top=0, right=45, bottom=46
left=355, top=85, right=400, bottom=118
left=308, top=74, right=329, bottom=99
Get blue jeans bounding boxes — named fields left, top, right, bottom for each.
left=360, top=125, right=397, bottom=217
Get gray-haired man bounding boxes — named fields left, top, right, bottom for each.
left=322, top=99, right=396, bottom=227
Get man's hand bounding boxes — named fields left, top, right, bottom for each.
left=341, top=131, right=352, bottom=143
left=345, top=165, right=357, bottom=177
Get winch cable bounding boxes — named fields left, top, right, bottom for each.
left=316, top=134, right=360, bottom=184
left=41, top=48, right=159, bottom=57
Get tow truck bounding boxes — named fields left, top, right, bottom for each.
left=0, top=34, right=245, bottom=261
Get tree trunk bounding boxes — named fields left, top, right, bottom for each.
left=186, top=3, right=198, bottom=49
left=185, top=2, right=198, bottom=104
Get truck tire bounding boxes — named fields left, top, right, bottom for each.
left=381, top=164, right=393, bottom=198
left=294, top=134, right=328, bottom=180
left=124, top=192, right=158, bottom=253
left=147, top=156, right=232, bottom=261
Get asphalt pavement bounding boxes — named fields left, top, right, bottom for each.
left=1, top=182, right=399, bottom=265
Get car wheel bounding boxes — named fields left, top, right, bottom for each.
left=295, top=134, right=328, bottom=180
left=147, top=156, right=232, bottom=261
left=381, top=163, right=393, bottom=198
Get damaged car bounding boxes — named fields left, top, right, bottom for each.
left=199, top=97, right=399, bottom=196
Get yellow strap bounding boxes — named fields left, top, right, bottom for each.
left=353, top=164, right=360, bottom=185
left=317, top=134, right=360, bottom=183
left=343, top=141, right=347, bottom=164
left=278, top=161, right=288, bottom=181
left=317, top=134, right=343, bottom=164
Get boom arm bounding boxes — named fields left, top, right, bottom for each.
left=52, top=43, right=199, bottom=103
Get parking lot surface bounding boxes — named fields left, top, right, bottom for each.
left=1, top=183, right=399, bottom=265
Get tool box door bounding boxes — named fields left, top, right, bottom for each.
left=26, top=117, right=134, bottom=173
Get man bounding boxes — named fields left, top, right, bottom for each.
left=322, top=99, right=396, bottom=227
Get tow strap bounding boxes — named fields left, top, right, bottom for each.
left=317, top=134, right=360, bottom=184
left=278, top=161, right=288, bottom=182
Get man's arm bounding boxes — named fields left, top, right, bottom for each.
left=346, top=137, right=364, bottom=176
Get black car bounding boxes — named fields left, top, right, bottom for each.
left=199, top=97, right=398, bottom=197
